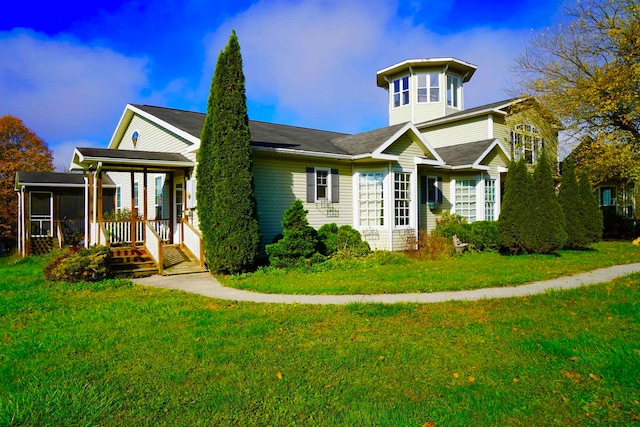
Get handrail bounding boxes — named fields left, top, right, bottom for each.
left=98, top=223, right=111, bottom=248
left=181, top=219, right=204, bottom=267
left=144, top=221, right=163, bottom=275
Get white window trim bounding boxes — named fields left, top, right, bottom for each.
left=355, top=169, right=387, bottom=230
left=417, top=72, right=440, bottom=104
left=393, top=170, right=413, bottom=229
left=446, top=73, right=462, bottom=109
left=133, top=181, right=140, bottom=212
left=482, top=176, right=498, bottom=221
left=392, top=75, right=410, bottom=109
left=512, top=124, right=543, bottom=164
left=425, top=175, right=444, bottom=205
left=115, top=185, right=122, bottom=211
left=451, top=177, right=481, bottom=223
left=314, top=167, right=331, bottom=202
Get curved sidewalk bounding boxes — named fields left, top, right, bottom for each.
left=134, top=262, right=640, bottom=305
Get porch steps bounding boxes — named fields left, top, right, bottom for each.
left=109, top=246, right=158, bottom=278
left=161, top=245, right=207, bottom=276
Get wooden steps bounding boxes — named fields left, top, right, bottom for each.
left=161, top=245, right=207, bottom=276
left=109, top=246, right=158, bottom=278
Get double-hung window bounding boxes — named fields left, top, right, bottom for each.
left=484, top=179, right=496, bottom=221
left=116, top=186, right=122, bottom=211
left=417, top=72, right=439, bottom=103
left=394, top=172, right=411, bottom=227
left=447, top=74, right=461, bottom=108
left=306, top=167, right=339, bottom=203
left=359, top=172, right=384, bottom=227
left=133, top=181, right=139, bottom=213
left=455, top=179, right=477, bottom=223
left=393, top=76, right=410, bottom=107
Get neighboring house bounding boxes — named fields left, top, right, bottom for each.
left=596, top=181, right=637, bottom=220
left=16, top=57, right=560, bottom=265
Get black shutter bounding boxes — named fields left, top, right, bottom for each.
left=331, top=169, right=339, bottom=203
left=306, top=167, right=315, bottom=203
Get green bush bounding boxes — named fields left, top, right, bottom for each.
left=44, top=245, right=110, bottom=282
left=318, top=223, right=370, bottom=258
left=433, top=212, right=472, bottom=242
left=266, top=200, right=318, bottom=268
left=469, top=221, right=500, bottom=251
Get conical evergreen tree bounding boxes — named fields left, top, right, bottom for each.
left=532, top=150, right=567, bottom=253
left=498, top=158, right=536, bottom=253
left=559, top=157, right=588, bottom=248
left=578, top=170, right=604, bottom=243
left=196, top=31, right=261, bottom=274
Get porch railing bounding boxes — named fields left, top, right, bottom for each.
left=100, top=219, right=172, bottom=245
left=182, top=218, right=204, bottom=267
left=145, top=223, right=163, bottom=275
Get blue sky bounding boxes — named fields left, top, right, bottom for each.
left=1, top=0, right=563, bottom=170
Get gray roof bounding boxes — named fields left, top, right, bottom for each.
left=436, top=139, right=497, bottom=166
left=75, top=147, right=192, bottom=163
left=16, top=171, right=115, bottom=188
left=131, top=104, right=352, bottom=155
left=332, top=123, right=408, bottom=155
left=419, top=97, right=523, bottom=126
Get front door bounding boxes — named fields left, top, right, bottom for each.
left=174, top=182, right=184, bottom=244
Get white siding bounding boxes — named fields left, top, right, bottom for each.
left=420, top=116, right=490, bottom=148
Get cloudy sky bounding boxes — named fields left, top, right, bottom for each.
left=1, top=0, right=563, bottom=170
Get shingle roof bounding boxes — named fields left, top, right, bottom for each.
left=436, top=139, right=497, bottom=166
left=75, top=147, right=192, bottom=163
left=16, top=171, right=115, bottom=187
left=332, top=123, right=408, bottom=155
left=418, top=97, right=523, bottom=126
left=131, top=104, right=352, bottom=155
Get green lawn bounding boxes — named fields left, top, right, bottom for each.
left=223, top=241, right=640, bottom=294
left=1, top=253, right=639, bottom=426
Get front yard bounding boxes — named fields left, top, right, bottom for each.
left=224, top=241, right=640, bottom=294
left=1, top=248, right=639, bottom=426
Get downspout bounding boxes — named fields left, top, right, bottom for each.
left=94, top=162, right=102, bottom=245
left=84, top=174, right=89, bottom=248
left=388, top=162, right=393, bottom=252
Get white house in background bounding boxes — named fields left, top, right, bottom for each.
left=16, top=57, right=560, bottom=272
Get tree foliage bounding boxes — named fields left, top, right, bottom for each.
left=559, top=157, right=589, bottom=248
left=498, top=158, right=536, bottom=253
left=196, top=31, right=261, bottom=274
left=533, top=150, right=567, bottom=253
left=0, top=115, right=53, bottom=245
left=514, top=0, right=640, bottom=150
left=571, top=135, right=640, bottom=186
left=578, top=169, right=604, bottom=243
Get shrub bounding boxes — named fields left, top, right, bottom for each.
left=559, top=157, right=589, bottom=249
left=266, top=200, right=318, bottom=268
left=432, top=212, right=472, bottom=242
left=317, top=223, right=370, bottom=258
left=578, top=170, right=603, bottom=243
left=44, top=245, right=110, bottom=282
left=469, top=221, right=500, bottom=251
left=409, top=230, right=453, bottom=260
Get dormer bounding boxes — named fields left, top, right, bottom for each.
left=376, top=58, right=477, bottom=126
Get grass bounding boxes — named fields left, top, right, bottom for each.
left=223, top=241, right=640, bottom=294
left=1, top=253, right=639, bottom=426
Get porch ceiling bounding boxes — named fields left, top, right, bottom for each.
left=70, top=147, right=195, bottom=172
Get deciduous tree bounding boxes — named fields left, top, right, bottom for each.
left=196, top=31, right=261, bottom=274
left=0, top=115, right=53, bottom=247
left=514, top=0, right=640, bottom=150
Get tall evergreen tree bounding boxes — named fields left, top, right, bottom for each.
left=532, top=150, right=567, bottom=253
left=578, top=170, right=604, bottom=244
left=196, top=31, right=261, bottom=274
left=498, top=158, right=536, bottom=254
left=559, top=157, right=589, bottom=248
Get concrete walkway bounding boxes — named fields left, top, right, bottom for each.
left=134, top=263, right=640, bottom=305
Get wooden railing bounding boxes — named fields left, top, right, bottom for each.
left=99, top=219, right=172, bottom=245
left=181, top=219, right=204, bottom=266
left=145, top=223, right=163, bottom=275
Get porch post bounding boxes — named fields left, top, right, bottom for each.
left=143, top=168, right=148, bottom=243
left=130, top=171, right=136, bottom=245
left=88, top=171, right=94, bottom=245
left=168, top=172, right=174, bottom=240
left=24, top=189, right=31, bottom=256
left=97, top=170, right=103, bottom=245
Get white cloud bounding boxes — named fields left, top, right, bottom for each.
left=51, top=139, right=102, bottom=172
left=0, top=29, right=150, bottom=146
left=203, top=0, right=531, bottom=132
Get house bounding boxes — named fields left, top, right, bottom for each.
left=16, top=57, right=560, bottom=270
